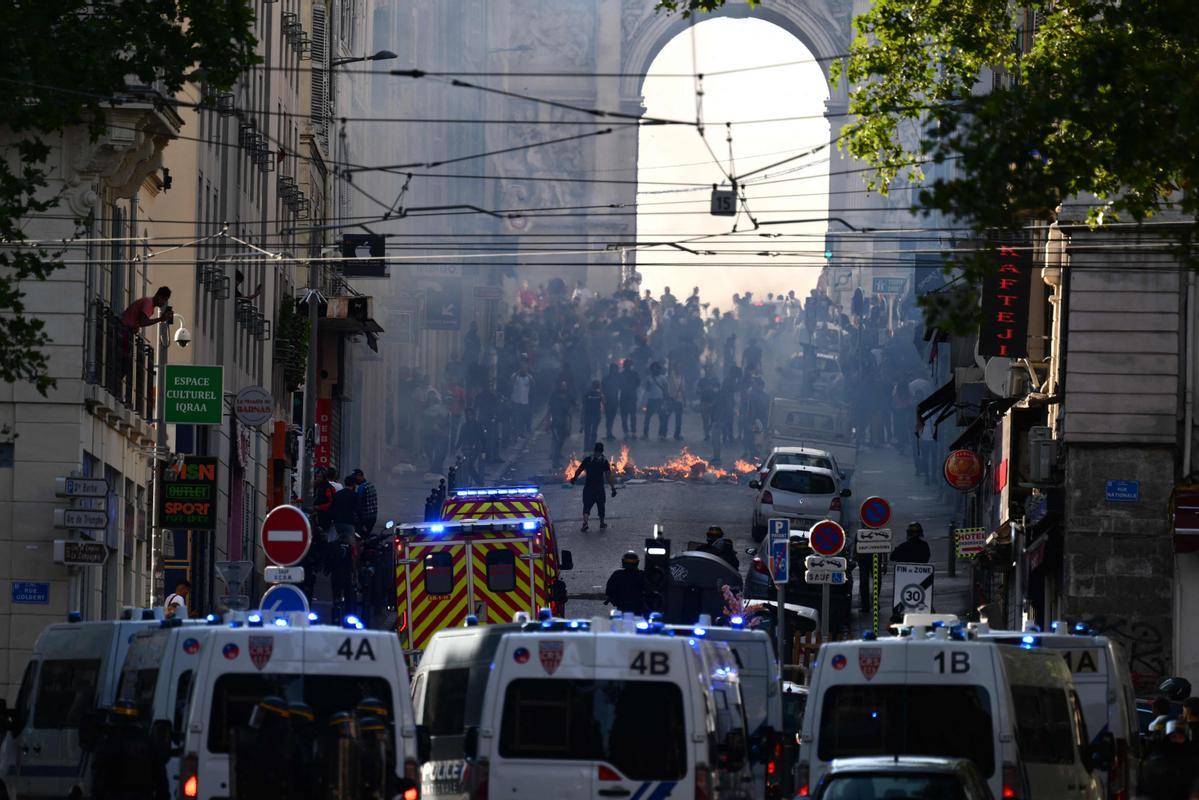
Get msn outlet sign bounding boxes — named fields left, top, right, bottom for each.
left=164, top=365, right=223, bottom=424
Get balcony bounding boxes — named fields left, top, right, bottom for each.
left=86, top=299, right=155, bottom=420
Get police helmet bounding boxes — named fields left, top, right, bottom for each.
left=906, top=522, right=924, bottom=537
left=327, top=710, right=358, bottom=737
left=249, top=695, right=289, bottom=728
left=621, top=550, right=639, bottom=568
left=359, top=716, right=387, bottom=736
left=111, top=699, right=138, bottom=718
left=356, top=697, right=390, bottom=720
left=705, top=526, right=725, bottom=542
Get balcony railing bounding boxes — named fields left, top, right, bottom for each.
left=87, top=299, right=155, bottom=418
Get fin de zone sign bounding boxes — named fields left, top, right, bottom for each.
left=164, top=365, right=223, bottom=425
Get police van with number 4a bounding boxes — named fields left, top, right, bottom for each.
left=179, top=612, right=427, bottom=800
left=463, top=616, right=755, bottom=799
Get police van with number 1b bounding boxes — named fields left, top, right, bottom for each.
left=179, top=612, right=427, bottom=800
left=462, top=615, right=755, bottom=799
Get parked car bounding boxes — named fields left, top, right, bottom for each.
left=809, top=756, right=995, bottom=799
left=750, top=464, right=851, bottom=542
left=756, top=446, right=847, bottom=489
left=745, top=536, right=854, bottom=635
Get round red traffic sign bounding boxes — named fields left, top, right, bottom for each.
left=808, top=519, right=846, bottom=557
left=260, top=504, right=312, bottom=567
left=943, top=449, right=983, bottom=492
left=859, top=496, right=891, bottom=529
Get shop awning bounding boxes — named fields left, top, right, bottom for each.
left=917, top=379, right=955, bottom=424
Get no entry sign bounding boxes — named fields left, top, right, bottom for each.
left=260, top=505, right=312, bottom=567
left=859, top=496, right=891, bottom=529
left=808, top=519, right=846, bottom=557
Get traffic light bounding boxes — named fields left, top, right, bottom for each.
left=643, top=534, right=671, bottom=613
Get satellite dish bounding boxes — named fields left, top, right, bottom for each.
left=984, top=357, right=1013, bottom=397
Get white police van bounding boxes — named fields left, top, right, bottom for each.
left=465, top=617, right=755, bottom=799
left=179, top=612, right=424, bottom=800
left=665, top=622, right=784, bottom=799
left=799, top=629, right=1026, bottom=799
left=974, top=623, right=1137, bottom=799
left=115, top=616, right=230, bottom=797
left=0, top=609, right=176, bottom=800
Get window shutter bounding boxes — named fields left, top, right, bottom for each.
left=310, top=3, right=329, bottom=153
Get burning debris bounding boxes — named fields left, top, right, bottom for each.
left=563, top=445, right=757, bottom=484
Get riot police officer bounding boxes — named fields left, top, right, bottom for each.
left=697, top=525, right=739, bottom=570
left=92, top=699, right=167, bottom=800
left=605, top=550, right=648, bottom=616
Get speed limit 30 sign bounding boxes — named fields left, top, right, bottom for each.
left=892, top=562, right=934, bottom=613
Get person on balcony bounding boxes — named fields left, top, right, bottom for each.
left=118, top=285, right=172, bottom=403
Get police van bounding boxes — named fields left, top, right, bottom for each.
left=412, top=621, right=522, bottom=800
left=465, top=617, right=755, bottom=799
left=799, top=629, right=1026, bottom=799
left=179, top=613, right=425, bottom=800
left=115, top=617, right=231, bottom=797
left=665, top=622, right=785, bottom=799
left=974, top=623, right=1137, bottom=799
left=0, top=609, right=176, bottom=800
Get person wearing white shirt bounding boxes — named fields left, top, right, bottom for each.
left=164, top=579, right=190, bottom=619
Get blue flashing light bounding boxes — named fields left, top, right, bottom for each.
left=693, top=627, right=707, bottom=637
left=568, top=620, right=580, bottom=629
left=67, top=611, right=83, bottom=624
left=635, top=621, right=650, bottom=632
left=229, top=620, right=243, bottom=629
left=429, top=524, right=445, bottom=534
left=247, top=613, right=264, bottom=628
left=931, top=620, right=945, bottom=628
left=538, top=608, right=553, bottom=621
left=343, top=614, right=363, bottom=630
left=1073, top=622, right=1088, bottom=635
left=273, top=618, right=289, bottom=627
left=1020, top=634, right=1038, bottom=649
left=307, top=612, right=320, bottom=623
left=648, top=612, right=663, bottom=624
left=522, top=520, right=538, bottom=531
left=464, top=615, right=479, bottom=627
left=206, top=614, right=217, bottom=623
left=730, top=616, right=745, bottom=628
left=871, top=711, right=879, bottom=719
left=862, top=630, right=878, bottom=641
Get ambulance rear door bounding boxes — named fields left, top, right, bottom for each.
left=468, top=531, right=536, bottom=625
left=400, top=533, right=471, bottom=652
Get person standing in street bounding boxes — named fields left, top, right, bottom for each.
left=697, top=365, right=719, bottom=441
left=510, top=361, right=534, bottom=435
left=619, top=359, right=640, bottom=439
left=544, top=379, right=574, bottom=470
left=605, top=550, right=647, bottom=616
left=581, top=380, right=604, bottom=450
left=892, top=522, right=931, bottom=564
left=351, top=468, right=377, bottom=536
left=164, top=580, right=190, bottom=619
left=643, top=361, right=669, bottom=439
left=455, top=408, right=487, bottom=485
left=601, top=362, right=621, bottom=440
left=570, top=441, right=618, bottom=531
left=667, top=363, right=686, bottom=441
left=698, top=526, right=738, bottom=570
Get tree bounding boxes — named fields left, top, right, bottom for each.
left=0, top=1, right=259, bottom=393
left=661, top=0, right=1199, bottom=330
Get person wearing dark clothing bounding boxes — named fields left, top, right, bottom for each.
left=456, top=408, right=487, bottom=484
left=544, top=380, right=574, bottom=469
left=602, top=363, right=622, bottom=439
left=643, top=361, right=669, bottom=439
left=619, top=360, right=640, bottom=438
left=313, top=469, right=335, bottom=532
left=329, top=478, right=359, bottom=545
left=581, top=380, right=604, bottom=449
left=696, top=368, right=719, bottom=441
left=891, top=522, right=932, bottom=564
left=698, top=526, right=739, bottom=570
left=351, top=468, right=378, bottom=535
left=571, top=441, right=617, bottom=530
left=92, top=700, right=168, bottom=800
left=463, top=321, right=481, bottom=365
left=605, top=550, right=647, bottom=616
left=742, top=339, right=763, bottom=375
left=1139, top=721, right=1195, bottom=800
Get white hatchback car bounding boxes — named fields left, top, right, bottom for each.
left=750, top=464, right=850, bottom=541
left=756, top=446, right=847, bottom=488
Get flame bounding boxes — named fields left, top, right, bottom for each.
left=562, top=444, right=753, bottom=483
left=733, top=459, right=758, bottom=474
left=563, top=456, right=582, bottom=480
left=613, top=443, right=634, bottom=473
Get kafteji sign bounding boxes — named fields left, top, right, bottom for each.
left=159, top=456, right=218, bottom=530
left=164, top=365, right=224, bottom=424
left=978, top=245, right=1032, bottom=358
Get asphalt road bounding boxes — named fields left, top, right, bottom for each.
left=374, top=406, right=973, bottom=638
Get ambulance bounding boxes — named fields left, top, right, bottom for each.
left=464, top=617, right=756, bottom=799
left=179, top=612, right=424, bottom=800
left=394, top=509, right=572, bottom=658
left=0, top=608, right=177, bottom=800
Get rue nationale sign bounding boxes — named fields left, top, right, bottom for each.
left=164, top=365, right=223, bottom=425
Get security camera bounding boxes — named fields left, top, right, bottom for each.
left=174, top=325, right=192, bottom=348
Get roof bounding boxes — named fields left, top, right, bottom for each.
left=827, top=756, right=975, bottom=774
left=768, top=463, right=837, bottom=477
left=770, top=446, right=835, bottom=457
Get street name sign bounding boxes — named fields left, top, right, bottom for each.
left=55, top=476, right=108, bottom=498
left=53, top=508, right=108, bottom=530
left=164, top=364, right=224, bottom=424
left=53, top=540, right=108, bottom=566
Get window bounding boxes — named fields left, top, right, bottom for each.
left=424, top=552, right=454, bottom=596
left=821, top=774, right=969, bottom=800
left=499, top=679, right=687, bottom=780
left=770, top=470, right=835, bottom=495
left=34, top=659, right=101, bottom=729
left=174, top=670, right=194, bottom=739
left=817, top=684, right=995, bottom=777
left=774, top=453, right=833, bottom=471
left=486, top=549, right=517, bottom=592
left=422, top=668, right=470, bottom=736
left=116, top=668, right=158, bottom=722
left=14, top=661, right=38, bottom=732
left=1011, top=686, right=1076, bottom=764
left=208, top=673, right=393, bottom=753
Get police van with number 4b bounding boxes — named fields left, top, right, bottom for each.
left=799, top=625, right=1106, bottom=800
left=179, top=612, right=428, bottom=800
left=462, top=615, right=755, bottom=799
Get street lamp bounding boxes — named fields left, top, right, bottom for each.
left=331, top=49, right=397, bottom=67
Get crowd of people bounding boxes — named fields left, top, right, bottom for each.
left=389, top=275, right=946, bottom=475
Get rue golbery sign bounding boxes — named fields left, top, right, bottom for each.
left=164, top=365, right=223, bottom=425
left=978, top=245, right=1032, bottom=359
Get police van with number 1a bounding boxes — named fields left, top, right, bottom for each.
left=462, top=616, right=755, bottom=799
left=179, top=612, right=427, bottom=800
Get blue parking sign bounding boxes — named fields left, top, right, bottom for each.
left=768, top=518, right=790, bottom=584
left=768, top=518, right=790, bottom=539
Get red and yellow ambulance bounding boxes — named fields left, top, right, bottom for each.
left=394, top=486, right=572, bottom=657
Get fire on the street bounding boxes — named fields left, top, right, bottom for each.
left=563, top=445, right=757, bottom=483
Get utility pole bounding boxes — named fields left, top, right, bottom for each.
left=301, top=263, right=319, bottom=506
left=149, top=313, right=170, bottom=606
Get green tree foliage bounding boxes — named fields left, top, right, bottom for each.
left=0, top=1, right=259, bottom=392
left=662, top=0, right=1199, bottom=330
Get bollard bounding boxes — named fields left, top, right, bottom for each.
left=947, top=521, right=956, bottom=578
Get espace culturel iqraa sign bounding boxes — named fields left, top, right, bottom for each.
left=979, top=245, right=1032, bottom=358
left=164, top=365, right=223, bottom=425
left=159, top=457, right=218, bottom=530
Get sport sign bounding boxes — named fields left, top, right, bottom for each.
left=159, top=457, right=218, bottom=530
left=808, top=519, right=846, bottom=557
left=855, top=528, right=893, bottom=555
left=859, top=496, right=891, bottom=529
left=260, top=505, right=312, bottom=567
left=163, top=365, right=223, bottom=425
left=954, top=527, right=986, bottom=558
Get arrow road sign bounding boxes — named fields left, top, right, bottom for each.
left=261, top=583, right=309, bottom=614
left=53, top=540, right=108, bottom=566
left=804, top=570, right=846, bottom=585
left=808, top=519, right=846, bottom=557
left=55, top=477, right=108, bottom=498
left=260, top=505, right=313, bottom=567
left=215, top=561, right=254, bottom=595
left=855, top=528, right=894, bottom=555
left=804, top=555, right=847, bottom=571
left=53, top=508, right=108, bottom=530
left=859, top=496, right=891, bottom=529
